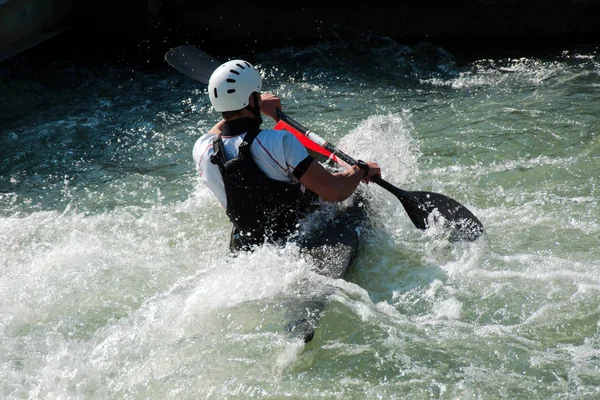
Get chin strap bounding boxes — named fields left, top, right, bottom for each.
left=246, top=92, right=262, bottom=125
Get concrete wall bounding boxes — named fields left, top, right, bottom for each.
left=0, top=0, right=81, bottom=61
left=2, top=0, right=599, bottom=63
left=169, top=0, right=600, bottom=52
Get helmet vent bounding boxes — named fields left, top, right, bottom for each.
left=230, top=70, right=240, bottom=75
left=227, top=89, right=236, bottom=94
left=226, top=78, right=236, bottom=83
left=213, top=88, right=218, bottom=98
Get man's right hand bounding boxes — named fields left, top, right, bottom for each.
left=362, top=160, right=381, bottom=183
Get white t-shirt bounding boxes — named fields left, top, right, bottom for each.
left=192, top=128, right=312, bottom=207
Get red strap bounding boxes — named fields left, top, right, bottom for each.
left=274, top=120, right=338, bottom=163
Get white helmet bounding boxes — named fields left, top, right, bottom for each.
left=208, top=60, right=262, bottom=112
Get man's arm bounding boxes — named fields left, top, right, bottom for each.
left=299, top=160, right=380, bottom=202
left=250, top=90, right=382, bottom=201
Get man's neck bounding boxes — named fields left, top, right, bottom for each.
left=221, top=117, right=262, bottom=137
left=223, top=108, right=254, bottom=121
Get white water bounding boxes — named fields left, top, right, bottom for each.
left=1, top=38, right=599, bottom=398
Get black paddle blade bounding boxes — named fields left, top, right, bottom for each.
left=390, top=186, right=484, bottom=241
left=164, top=45, right=220, bottom=84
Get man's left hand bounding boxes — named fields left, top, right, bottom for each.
left=260, top=92, right=282, bottom=121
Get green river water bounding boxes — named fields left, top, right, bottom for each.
left=1, top=37, right=599, bottom=399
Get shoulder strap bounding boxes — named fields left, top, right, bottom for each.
left=210, top=135, right=226, bottom=166
left=209, top=126, right=262, bottom=166
left=237, top=127, right=261, bottom=156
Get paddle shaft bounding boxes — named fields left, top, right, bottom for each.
left=277, top=110, right=401, bottom=192
left=276, top=110, right=484, bottom=240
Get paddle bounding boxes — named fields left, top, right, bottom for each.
left=274, top=111, right=483, bottom=241
left=165, top=45, right=484, bottom=241
left=274, top=120, right=339, bottom=162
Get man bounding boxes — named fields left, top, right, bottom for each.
left=192, top=59, right=381, bottom=251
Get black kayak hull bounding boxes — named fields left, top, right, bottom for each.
left=284, top=189, right=370, bottom=343
left=227, top=151, right=371, bottom=343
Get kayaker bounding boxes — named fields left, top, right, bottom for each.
left=192, top=59, right=381, bottom=251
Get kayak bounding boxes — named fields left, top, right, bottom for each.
left=272, top=120, right=369, bottom=281
left=281, top=149, right=370, bottom=343
left=296, top=184, right=369, bottom=280
left=224, top=124, right=371, bottom=343
left=285, top=188, right=369, bottom=343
